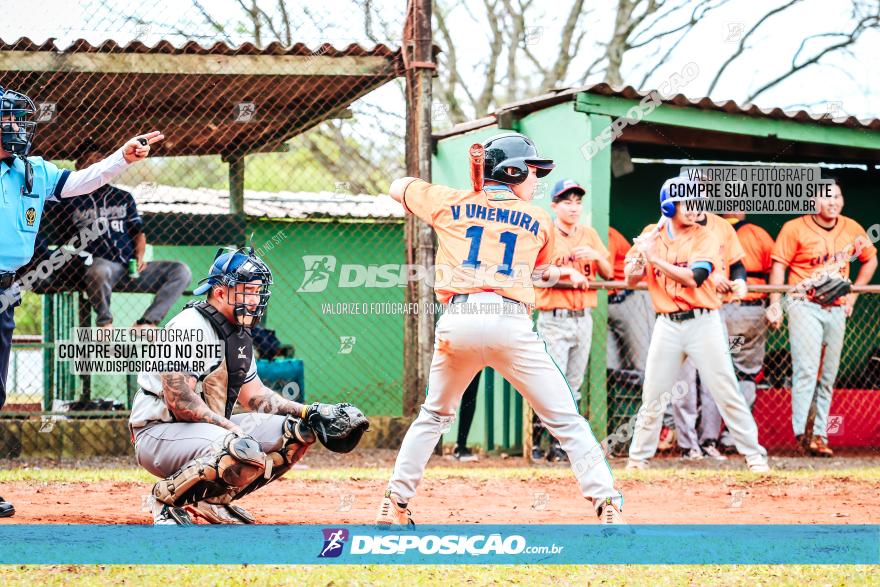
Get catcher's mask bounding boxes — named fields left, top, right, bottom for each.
left=193, top=247, right=273, bottom=327
left=0, top=87, right=37, bottom=158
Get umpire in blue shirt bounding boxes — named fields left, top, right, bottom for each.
left=0, top=86, right=163, bottom=517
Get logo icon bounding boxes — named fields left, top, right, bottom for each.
left=338, top=336, right=356, bottom=354
left=724, top=23, right=744, bottom=42
left=338, top=494, right=355, bottom=512
left=38, top=415, right=56, bottom=433
left=36, top=102, right=56, bottom=123
left=729, top=490, right=745, bottom=508
left=532, top=492, right=549, bottom=511
left=318, top=528, right=349, bottom=558
left=728, top=335, right=745, bottom=352
left=826, top=415, right=844, bottom=435
left=233, top=102, right=257, bottom=123
left=524, top=26, right=543, bottom=45
left=297, top=255, right=337, bottom=293
left=431, top=102, right=451, bottom=126
left=237, top=345, right=246, bottom=359
left=25, top=207, right=36, bottom=227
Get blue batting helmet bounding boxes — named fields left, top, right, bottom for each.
left=659, top=175, right=702, bottom=218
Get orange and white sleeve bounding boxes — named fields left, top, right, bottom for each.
left=401, top=179, right=454, bottom=226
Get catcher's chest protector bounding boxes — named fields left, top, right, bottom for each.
left=187, top=301, right=254, bottom=419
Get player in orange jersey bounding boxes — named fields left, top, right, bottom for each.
left=624, top=177, right=768, bottom=472
left=532, top=178, right=612, bottom=463
left=708, top=212, right=775, bottom=454
left=768, top=179, right=876, bottom=457
left=376, top=134, right=625, bottom=526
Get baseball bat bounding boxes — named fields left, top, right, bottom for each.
left=803, top=342, right=828, bottom=451
left=469, top=144, right=485, bottom=192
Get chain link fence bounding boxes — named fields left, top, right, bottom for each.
left=604, top=287, right=880, bottom=456
left=1, top=0, right=415, bottom=456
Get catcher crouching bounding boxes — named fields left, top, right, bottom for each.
left=128, top=247, right=369, bottom=525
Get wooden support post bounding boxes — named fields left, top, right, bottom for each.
left=228, top=155, right=245, bottom=217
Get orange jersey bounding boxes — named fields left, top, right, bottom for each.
left=772, top=214, right=877, bottom=304
left=535, top=223, right=610, bottom=311
left=699, top=213, right=745, bottom=304
left=402, top=179, right=554, bottom=305
left=700, top=213, right=745, bottom=276
left=627, top=222, right=721, bottom=313
left=730, top=219, right=775, bottom=301
left=608, top=226, right=630, bottom=282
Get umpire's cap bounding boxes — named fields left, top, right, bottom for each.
left=483, top=133, right=555, bottom=185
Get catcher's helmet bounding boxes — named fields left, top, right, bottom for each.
left=0, top=87, right=37, bottom=157
left=194, top=247, right=273, bottom=326
left=483, top=133, right=555, bottom=185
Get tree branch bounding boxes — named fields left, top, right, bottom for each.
left=706, top=0, right=804, bottom=95
left=745, top=14, right=877, bottom=103
left=543, top=0, right=587, bottom=89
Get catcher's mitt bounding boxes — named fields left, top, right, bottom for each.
left=303, top=402, right=369, bottom=453
left=809, top=275, right=851, bottom=306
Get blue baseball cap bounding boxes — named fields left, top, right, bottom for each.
left=551, top=178, right=586, bottom=201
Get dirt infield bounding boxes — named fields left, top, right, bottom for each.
left=1, top=451, right=878, bottom=525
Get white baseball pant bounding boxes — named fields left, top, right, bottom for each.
left=628, top=309, right=767, bottom=466
left=386, top=292, right=622, bottom=513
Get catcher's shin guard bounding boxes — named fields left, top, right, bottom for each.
left=230, top=415, right=316, bottom=500
left=152, top=433, right=268, bottom=507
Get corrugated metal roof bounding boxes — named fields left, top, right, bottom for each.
left=0, top=37, right=404, bottom=159
left=123, top=183, right=403, bottom=219
left=434, top=83, right=880, bottom=139
left=0, top=36, right=400, bottom=58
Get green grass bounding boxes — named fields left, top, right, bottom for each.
left=1, top=465, right=879, bottom=484
left=0, top=564, right=875, bottom=586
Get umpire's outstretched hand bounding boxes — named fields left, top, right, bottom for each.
left=122, top=131, right=165, bottom=163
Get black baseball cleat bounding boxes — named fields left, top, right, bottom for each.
left=546, top=444, right=569, bottom=463
left=453, top=445, right=479, bottom=463
left=0, top=497, right=14, bottom=518
left=530, top=446, right=546, bottom=463
left=151, top=498, right=193, bottom=525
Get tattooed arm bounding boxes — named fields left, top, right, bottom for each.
left=238, top=376, right=306, bottom=417
left=161, top=373, right=243, bottom=434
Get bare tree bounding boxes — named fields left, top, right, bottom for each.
left=120, top=0, right=879, bottom=171
left=710, top=1, right=879, bottom=103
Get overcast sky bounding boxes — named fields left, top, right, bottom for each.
left=2, top=0, right=877, bottom=119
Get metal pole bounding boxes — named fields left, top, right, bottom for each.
left=402, top=0, right=435, bottom=417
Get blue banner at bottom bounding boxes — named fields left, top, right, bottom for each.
left=0, top=525, right=876, bottom=565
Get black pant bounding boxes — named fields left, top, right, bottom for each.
left=456, top=371, right=481, bottom=448
left=0, top=304, right=15, bottom=410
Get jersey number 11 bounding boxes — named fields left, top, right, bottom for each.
left=462, top=226, right=517, bottom=276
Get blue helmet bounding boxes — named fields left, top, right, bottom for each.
left=659, top=175, right=702, bottom=218
left=0, top=86, right=37, bottom=157
left=194, top=247, right=273, bottom=326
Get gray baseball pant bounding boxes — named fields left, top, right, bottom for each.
left=133, top=412, right=289, bottom=479
left=700, top=302, right=768, bottom=446
left=85, top=257, right=192, bottom=326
